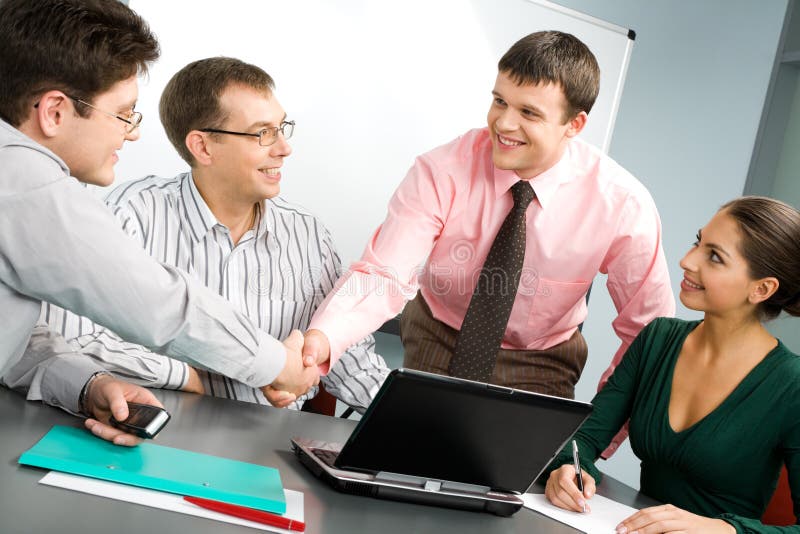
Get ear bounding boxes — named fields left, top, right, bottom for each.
left=186, top=131, right=213, bottom=167
left=564, top=111, right=588, bottom=138
left=33, top=91, right=72, bottom=138
left=749, top=277, right=779, bottom=305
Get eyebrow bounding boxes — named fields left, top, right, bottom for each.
left=697, top=229, right=732, bottom=258
left=249, top=113, right=288, bottom=130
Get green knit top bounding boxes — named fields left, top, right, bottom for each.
left=548, top=318, right=800, bottom=533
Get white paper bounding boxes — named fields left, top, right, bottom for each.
left=521, top=492, right=638, bottom=534
left=39, top=471, right=304, bottom=533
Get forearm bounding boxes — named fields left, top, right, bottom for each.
left=310, top=269, right=415, bottom=367
left=1, top=326, right=105, bottom=415
left=717, top=514, right=800, bottom=533
left=321, top=334, right=390, bottom=413
left=70, top=331, right=190, bottom=390
left=1, top=177, right=284, bottom=387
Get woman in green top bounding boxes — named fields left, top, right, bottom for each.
left=545, top=196, right=800, bottom=534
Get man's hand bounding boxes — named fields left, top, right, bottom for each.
left=82, top=375, right=164, bottom=447
left=262, top=330, right=320, bottom=404
left=182, top=366, right=206, bottom=395
left=302, top=328, right=330, bottom=367
left=615, top=504, right=736, bottom=534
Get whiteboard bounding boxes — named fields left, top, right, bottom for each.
left=122, top=0, right=634, bottom=264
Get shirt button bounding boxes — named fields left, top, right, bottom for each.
left=50, top=398, right=59, bottom=406
left=247, top=374, right=255, bottom=383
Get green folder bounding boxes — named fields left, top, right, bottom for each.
left=19, top=425, right=286, bottom=514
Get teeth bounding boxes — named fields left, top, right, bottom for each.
left=260, top=168, right=280, bottom=176
left=497, top=134, right=523, bottom=147
left=684, top=278, right=703, bottom=289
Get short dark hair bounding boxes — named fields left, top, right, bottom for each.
left=159, top=57, right=276, bottom=166
left=0, top=0, right=159, bottom=126
left=721, top=196, right=800, bottom=320
left=498, top=31, right=600, bottom=121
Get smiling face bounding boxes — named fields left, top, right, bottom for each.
left=486, top=71, right=586, bottom=180
left=202, top=84, right=291, bottom=205
left=679, top=210, right=767, bottom=318
left=59, top=75, right=140, bottom=186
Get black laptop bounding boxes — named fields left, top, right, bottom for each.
left=292, top=368, right=592, bottom=516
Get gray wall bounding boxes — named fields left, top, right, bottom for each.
left=548, top=0, right=789, bottom=488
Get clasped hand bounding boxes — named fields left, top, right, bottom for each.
left=261, top=329, right=321, bottom=407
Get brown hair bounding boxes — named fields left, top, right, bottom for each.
left=498, top=31, right=600, bottom=121
left=0, top=0, right=159, bottom=126
left=722, top=196, right=800, bottom=320
left=159, top=57, right=275, bottom=165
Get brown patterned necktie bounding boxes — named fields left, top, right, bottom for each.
left=449, top=180, right=535, bottom=382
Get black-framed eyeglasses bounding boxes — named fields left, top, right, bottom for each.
left=33, top=95, right=143, bottom=133
left=200, top=120, right=295, bottom=147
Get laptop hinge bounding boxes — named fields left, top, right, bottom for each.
left=374, top=471, right=491, bottom=495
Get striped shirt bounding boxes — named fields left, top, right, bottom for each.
left=42, top=172, right=389, bottom=412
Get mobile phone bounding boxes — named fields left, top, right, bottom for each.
left=109, top=402, right=171, bottom=439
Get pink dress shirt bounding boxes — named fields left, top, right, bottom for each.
left=311, top=128, right=674, bottom=402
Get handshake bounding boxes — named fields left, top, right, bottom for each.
left=82, top=329, right=334, bottom=447
left=260, top=328, right=332, bottom=408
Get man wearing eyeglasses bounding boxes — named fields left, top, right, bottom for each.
left=0, top=0, right=319, bottom=445
left=18, top=57, right=390, bottom=413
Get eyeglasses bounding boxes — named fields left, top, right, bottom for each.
left=33, top=95, right=143, bottom=133
left=200, top=120, right=295, bottom=147
left=70, top=96, right=142, bottom=133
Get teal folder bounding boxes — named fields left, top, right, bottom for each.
left=19, top=425, right=286, bottom=514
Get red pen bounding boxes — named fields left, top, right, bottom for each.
left=183, top=495, right=305, bottom=532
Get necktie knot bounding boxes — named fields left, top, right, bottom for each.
left=511, top=181, right=535, bottom=211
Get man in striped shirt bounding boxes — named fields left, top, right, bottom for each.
left=5, top=57, right=390, bottom=413
left=0, top=0, right=321, bottom=447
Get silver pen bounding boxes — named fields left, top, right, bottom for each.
left=572, top=439, right=586, bottom=513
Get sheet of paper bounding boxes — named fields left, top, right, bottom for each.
left=39, top=471, right=304, bottom=533
left=521, top=492, right=638, bottom=534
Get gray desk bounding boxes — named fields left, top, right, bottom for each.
left=0, top=386, right=657, bottom=533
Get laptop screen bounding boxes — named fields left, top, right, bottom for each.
left=334, top=369, right=592, bottom=493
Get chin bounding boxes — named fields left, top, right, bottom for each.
left=491, top=152, right=516, bottom=171
left=678, top=292, right=703, bottom=311
left=74, top=172, right=114, bottom=187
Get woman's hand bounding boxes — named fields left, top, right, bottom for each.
left=616, top=504, right=736, bottom=534
left=545, top=464, right=596, bottom=513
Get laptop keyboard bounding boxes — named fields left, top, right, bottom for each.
left=311, top=448, right=340, bottom=467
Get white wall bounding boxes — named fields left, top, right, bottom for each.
left=121, top=0, right=633, bottom=265
left=551, top=0, right=789, bottom=489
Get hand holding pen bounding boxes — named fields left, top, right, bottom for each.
left=544, top=439, right=597, bottom=513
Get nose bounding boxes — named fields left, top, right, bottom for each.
left=679, top=246, right=698, bottom=272
left=125, top=126, right=141, bottom=142
left=492, top=106, right=518, bottom=133
left=271, top=132, right=292, bottom=158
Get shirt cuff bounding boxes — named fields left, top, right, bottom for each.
left=240, top=330, right=287, bottom=388
left=307, top=318, right=347, bottom=374
left=39, top=357, right=107, bottom=415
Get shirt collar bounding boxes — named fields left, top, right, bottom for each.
left=180, top=171, right=219, bottom=243
left=180, top=172, right=273, bottom=244
left=0, top=117, right=70, bottom=175
left=254, top=199, right=272, bottom=239
left=492, top=141, right=575, bottom=210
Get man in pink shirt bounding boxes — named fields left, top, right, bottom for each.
left=304, top=31, right=674, bottom=407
